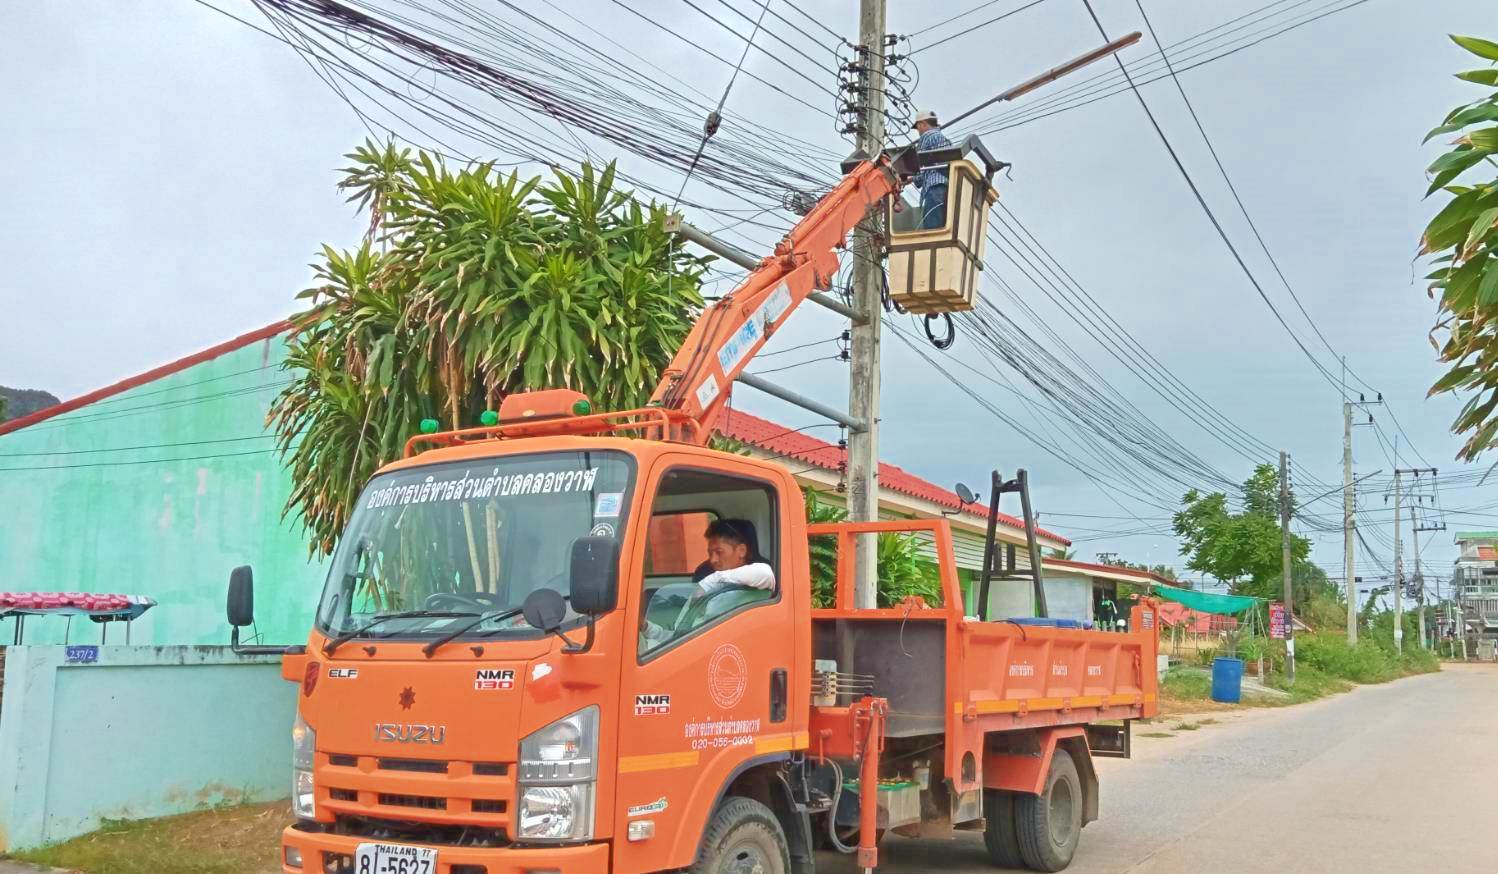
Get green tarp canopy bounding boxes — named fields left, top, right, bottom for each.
left=1149, top=585, right=1260, bottom=615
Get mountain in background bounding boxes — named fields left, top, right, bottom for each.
left=0, top=386, right=61, bottom=423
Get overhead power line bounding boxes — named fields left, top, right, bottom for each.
left=960, top=0, right=1375, bottom=135
left=1078, top=0, right=1346, bottom=398
left=910, top=0, right=1051, bottom=55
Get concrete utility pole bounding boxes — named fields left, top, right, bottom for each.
left=1280, top=451, right=1296, bottom=684
left=1343, top=398, right=1357, bottom=643
left=1392, top=469, right=1403, bottom=654
left=1412, top=503, right=1425, bottom=649
left=848, top=0, right=886, bottom=609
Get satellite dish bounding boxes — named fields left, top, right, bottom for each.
left=955, top=482, right=975, bottom=505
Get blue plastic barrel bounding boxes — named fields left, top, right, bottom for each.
left=1211, top=657, right=1244, bottom=703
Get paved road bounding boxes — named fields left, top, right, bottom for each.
left=817, top=663, right=1497, bottom=873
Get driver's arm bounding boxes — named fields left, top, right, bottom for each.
left=696, top=562, right=776, bottom=596
left=640, top=619, right=672, bottom=645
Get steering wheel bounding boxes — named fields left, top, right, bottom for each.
left=672, top=586, right=755, bottom=634
left=423, top=591, right=505, bottom=612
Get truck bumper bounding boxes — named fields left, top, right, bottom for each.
left=281, top=827, right=610, bottom=873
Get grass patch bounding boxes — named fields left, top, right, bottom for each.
left=1139, top=731, right=1174, bottom=738
left=1170, top=721, right=1201, bottom=731
left=1265, top=663, right=1352, bottom=703
left=13, top=802, right=285, bottom=874
left=1161, top=669, right=1212, bottom=701
left=1197, top=717, right=1220, bottom=726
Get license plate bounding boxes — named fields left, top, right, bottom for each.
left=354, top=843, right=437, bottom=874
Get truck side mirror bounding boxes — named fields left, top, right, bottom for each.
left=227, top=565, right=255, bottom=628
left=522, top=588, right=568, bottom=633
left=568, top=536, right=620, bottom=616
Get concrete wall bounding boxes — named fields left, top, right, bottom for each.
left=0, top=335, right=326, bottom=646
left=0, top=645, right=294, bottom=851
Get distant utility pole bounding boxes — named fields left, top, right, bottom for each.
left=1393, top=466, right=1439, bottom=651
left=1412, top=501, right=1425, bottom=650
left=1413, top=470, right=1445, bottom=649
left=1392, top=469, right=1403, bottom=654
left=1280, top=451, right=1296, bottom=683
left=1343, top=397, right=1356, bottom=642
left=847, top=0, right=887, bottom=609
left=1342, top=379, right=1382, bottom=644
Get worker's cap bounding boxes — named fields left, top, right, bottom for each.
left=912, top=110, right=938, bottom=129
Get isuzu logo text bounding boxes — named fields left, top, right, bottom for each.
left=374, top=723, right=447, bottom=744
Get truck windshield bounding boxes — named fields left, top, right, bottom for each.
left=315, top=450, right=634, bottom=641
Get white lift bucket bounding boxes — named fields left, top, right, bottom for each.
left=885, top=159, right=997, bottom=314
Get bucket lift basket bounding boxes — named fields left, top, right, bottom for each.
left=880, top=135, right=1006, bottom=314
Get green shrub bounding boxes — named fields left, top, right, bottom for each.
left=1237, top=635, right=1269, bottom=663
left=1294, top=631, right=1437, bottom=683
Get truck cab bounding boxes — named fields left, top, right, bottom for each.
left=257, top=435, right=814, bottom=873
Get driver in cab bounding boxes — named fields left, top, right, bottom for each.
left=641, top=519, right=775, bottom=647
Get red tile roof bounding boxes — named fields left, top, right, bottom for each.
left=718, top=408, right=1069, bottom=545
left=1478, top=547, right=1497, bottom=561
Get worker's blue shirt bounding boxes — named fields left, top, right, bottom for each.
left=915, top=127, right=953, bottom=191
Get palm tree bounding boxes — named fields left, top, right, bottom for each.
left=269, top=142, right=709, bottom=554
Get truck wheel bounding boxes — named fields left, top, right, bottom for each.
left=690, top=796, right=791, bottom=874
left=1014, top=748, right=1083, bottom=872
left=982, top=789, right=1024, bottom=869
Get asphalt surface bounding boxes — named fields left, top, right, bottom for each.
left=816, top=663, right=1497, bottom=873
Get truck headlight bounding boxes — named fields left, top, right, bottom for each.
left=291, top=712, right=316, bottom=819
left=517, top=706, right=597, bottom=842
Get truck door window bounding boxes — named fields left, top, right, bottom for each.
left=638, top=469, right=779, bottom=658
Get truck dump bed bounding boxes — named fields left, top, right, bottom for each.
left=807, top=520, right=1159, bottom=789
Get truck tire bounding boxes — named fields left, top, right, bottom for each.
left=1014, top=748, right=1083, bottom=872
left=982, top=789, right=1024, bottom=869
left=690, top=796, right=791, bottom=874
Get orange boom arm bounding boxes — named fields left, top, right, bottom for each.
left=650, top=157, right=901, bottom=441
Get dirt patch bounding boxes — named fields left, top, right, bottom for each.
left=12, top=802, right=286, bottom=874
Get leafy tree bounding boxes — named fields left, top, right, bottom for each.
left=1047, top=547, right=1077, bottom=560
left=269, top=142, right=709, bottom=554
left=1421, top=35, right=1498, bottom=460
left=1172, top=464, right=1313, bottom=603
left=804, top=490, right=941, bottom=609
left=0, top=387, right=60, bottom=421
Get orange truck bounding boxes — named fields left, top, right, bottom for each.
left=226, top=136, right=1159, bottom=874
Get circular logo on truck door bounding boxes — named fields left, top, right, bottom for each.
left=707, top=643, right=749, bottom=708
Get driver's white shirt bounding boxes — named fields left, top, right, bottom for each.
left=696, top=562, right=776, bottom=595
left=640, top=562, right=777, bottom=645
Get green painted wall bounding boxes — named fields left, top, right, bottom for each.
left=0, top=335, right=326, bottom=646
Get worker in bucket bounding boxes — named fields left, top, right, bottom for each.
left=911, top=109, right=953, bottom=229
left=641, top=519, right=775, bottom=648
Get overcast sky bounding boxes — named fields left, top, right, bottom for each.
left=4, top=0, right=1494, bottom=595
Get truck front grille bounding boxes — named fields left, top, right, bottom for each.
left=379, top=757, right=449, bottom=774
left=379, top=793, right=448, bottom=810
left=319, top=751, right=511, bottom=834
